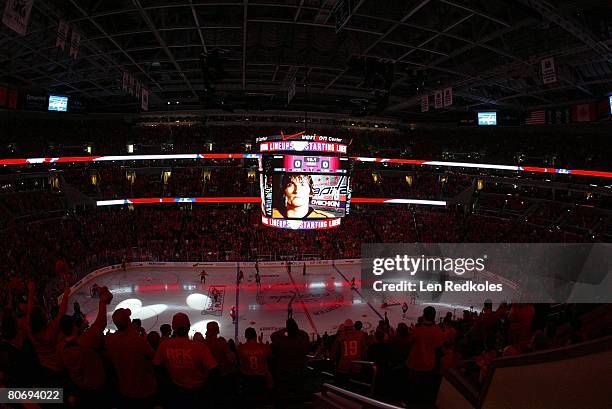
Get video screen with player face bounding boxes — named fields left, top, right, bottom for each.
left=270, top=173, right=350, bottom=219
left=260, top=155, right=352, bottom=220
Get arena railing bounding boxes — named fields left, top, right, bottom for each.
left=348, top=360, right=379, bottom=397
left=314, top=383, right=404, bottom=409
left=437, top=335, right=612, bottom=409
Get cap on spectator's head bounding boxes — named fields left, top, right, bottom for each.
left=112, top=308, right=131, bottom=330
left=172, top=312, right=190, bottom=331
left=344, top=319, right=354, bottom=328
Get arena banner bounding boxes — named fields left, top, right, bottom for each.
left=141, top=88, right=149, bottom=111
left=0, top=87, right=7, bottom=107
left=69, top=30, right=81, bottom=58
left=7, top=89, right=18, bottom=109
left=128, top=74, right=135, bottom=95
left=2, top=0, right=33, bottom=35
left=361, top=243, right=612, bottom=304
left=541, top=57, right=557, bottom=84
left=434, top=90, right=442, bottom=109
left=287, top=75, right=296, bottom=104
left=421, top=94, right=429, bottom=112
left=56, top=20, right=69, bottom=51
left=443, top=87, right=453, bottom=107
left=571, top=103, right=597, bottom=122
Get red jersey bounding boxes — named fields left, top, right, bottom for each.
left=57, top=336, right=106, bottom=390
left=31, top=323, right=63, bottom=371
left=204, top=337, right=235, bottom=376
left=335, top=330, right=366, bottom=373
left=508, top=304, right=535, bottom=346
left=270, top=329, right=310, bottom=375
left=106, top=330, right=157, bottom=398
left=237, top=341, right=271, bottom=376
left=406, top=324, right=445, bottom=372
left=153, top=337, right=217, bottom=389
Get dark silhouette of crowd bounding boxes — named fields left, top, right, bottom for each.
left=2, top=272, right=609, bottom=409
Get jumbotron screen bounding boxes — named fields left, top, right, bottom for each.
left=260, top=156, right=352, bottom=218
left=258, top=134, right=352, bottom=229
left=477, top=111, right=497, bottom=126
left=48, top=95, right=68, bottom=112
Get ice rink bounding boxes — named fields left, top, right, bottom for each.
left=68, top=261, right=518, bottom=342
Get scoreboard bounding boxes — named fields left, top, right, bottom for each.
left=257, top=134, right=353, bottom=230
left=272, top=155, right=347, bottom=173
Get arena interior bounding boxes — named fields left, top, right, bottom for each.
left=0, top=1, right=611, bottom=408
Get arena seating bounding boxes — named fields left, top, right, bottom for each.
left=1, top=123, right=611, bottom=408
left=2, top=118, right=611, bottom=170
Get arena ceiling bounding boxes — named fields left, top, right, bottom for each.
left=1, top=0, right=611, bottom=116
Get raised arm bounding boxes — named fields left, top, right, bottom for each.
left=50, top=283, right=71, bottom=330
left=80, top=287, right=112, bottom=348
left=26, top=280, right=35, bottom=317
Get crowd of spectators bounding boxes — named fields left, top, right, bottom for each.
left=0, top=119, right=610, bottom=406
left=0, top=199, right=607, bottom=322
left=1, top=272, right=609, bottom=408
left=0, top=159, right=608, bottom=308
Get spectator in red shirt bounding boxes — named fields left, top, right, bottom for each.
left=271, top=319, right=310, bottom=408
left=237, top=327, right=271, bottom=404
left=367, top=329, right=393, bottom=398
left=57, top=286, right=112, bottom=408
left=204, top=321, right=237, bottom=407
left=405, top=306, right=445, bottom=406
left=204, top=321, right=236, bottom=376
left=332, top=319, right=366, bottom=383
left=106, top=307, right=158, bottom=408
left=468, top=299, right=499, bottom=353
left=153, top=313, right=218, bottom=409
left=508, top=303, right=535, bottom=351
left=26, top=280, right=70, bottom=387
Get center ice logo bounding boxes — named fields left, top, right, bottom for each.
left=256, top=287, right=344, bottom=316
